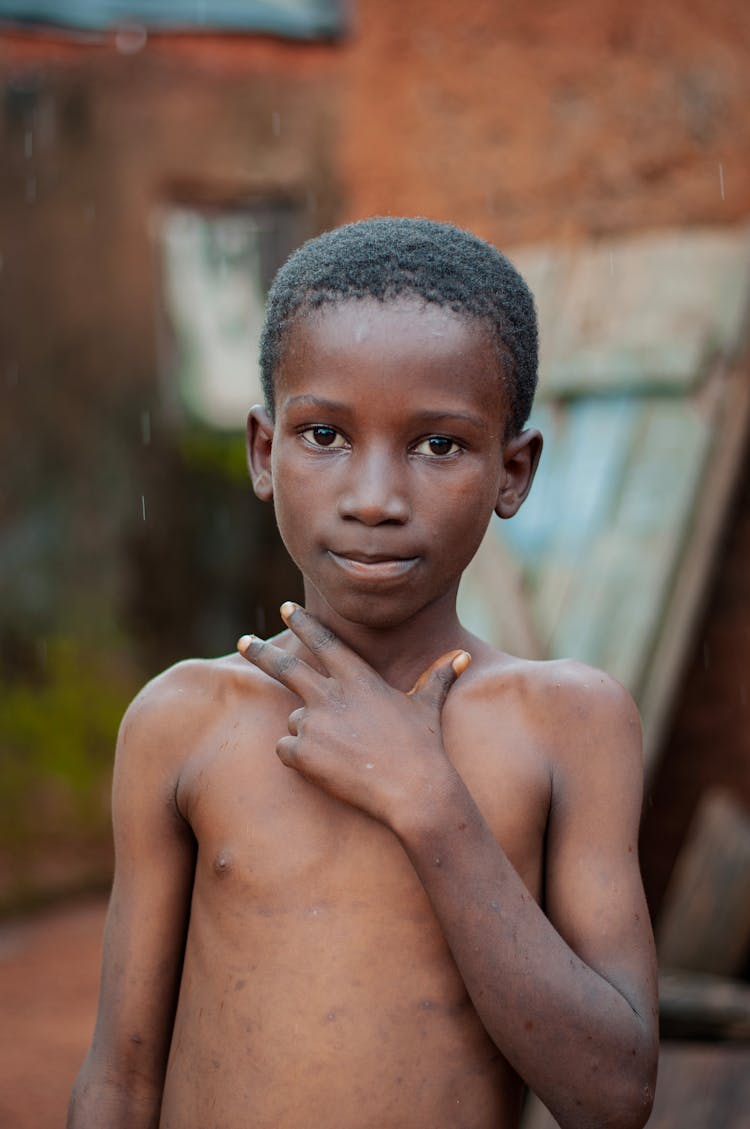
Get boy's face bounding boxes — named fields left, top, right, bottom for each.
left=248, top=297, right=540, bottom=631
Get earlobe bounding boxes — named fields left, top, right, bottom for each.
left=246, top=405, right=275, bottom=502
left=495, top=428, right=543, bottom=520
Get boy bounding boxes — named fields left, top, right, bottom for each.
left=69, top=218, right=658, bottom=1129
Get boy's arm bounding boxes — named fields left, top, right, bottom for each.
left=68, top=677, right=197, bottom=1129
left=397, top=670, right=658, bottom=1129
left=239, top=607, right=658, bottom=1129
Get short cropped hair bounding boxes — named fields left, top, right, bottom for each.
left=259, top=216, right=538, bottom=435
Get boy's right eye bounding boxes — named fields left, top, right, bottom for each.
left=299, top=425, right=348, bottom=449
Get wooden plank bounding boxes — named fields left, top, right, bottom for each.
left=516, top=398, right=638, bottom=561
left=512, top=226, right=750, bottom=399
left=656, top=789, right=750, bottom=977
left=639, top=359, right=750, bottom=775
left=646, top=1042, right=750, bottom=1129
left=659, top=971, right=750, bottom=1041
left=457, top=533, right=547, bottom=661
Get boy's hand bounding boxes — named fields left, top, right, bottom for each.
left=237, top=603, right=470, bottom=829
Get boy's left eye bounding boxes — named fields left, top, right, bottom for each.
left=299, top=425, right=348, bottom=449
left=413, top=435, right=462, bottom=457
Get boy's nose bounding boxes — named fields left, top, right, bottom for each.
left=337, top=450, right=410, bottom=525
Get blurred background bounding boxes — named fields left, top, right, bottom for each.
left=1, top=2, right=749, bottom=1126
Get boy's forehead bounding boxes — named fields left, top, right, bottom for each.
left=276, top=295, right=509, bottom=424
left=284, top=294, right=496, bottom=364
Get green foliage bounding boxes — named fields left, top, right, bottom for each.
left=178, top=429, right=250, bottom=483
left=0, top=637, right=136, bottom=851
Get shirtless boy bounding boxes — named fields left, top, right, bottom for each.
left=69, top=217, right=658, bottom=1129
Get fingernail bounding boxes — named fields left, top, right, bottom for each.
left=237, top=634, right=255, bottom=654
left=452, top=651, right=471, bottom=674
left=280, top=601, right=297, bottom=620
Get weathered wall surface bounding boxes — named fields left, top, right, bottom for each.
left=339, top=0, right=750, bottom=242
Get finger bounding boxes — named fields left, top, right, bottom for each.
left=288, top=707, right=305, bottom=737
left=237, top=633, right=320, bottom=699
left=408, top=650, right=471, bottom=712
left=279, top=602, right=363, bottom=677
left=275, top=734, right=299, bottom=768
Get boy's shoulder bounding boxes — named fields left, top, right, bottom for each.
left=462, top=641, right=637, bottom=712
left=117, top=651, right=273, bottom=759
left=454, top=644, right=642, bottom=773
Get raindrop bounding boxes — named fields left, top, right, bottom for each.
left=272, top=111, right=281, bottom=137
left=141, top=494, right=147, bottom=522
left=140, top=408, right=151, bottom=446
left=115, top=23, right=148, bottom=54
left=718, top=163, right=725, bottom=201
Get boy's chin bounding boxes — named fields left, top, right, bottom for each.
left=310, top=589, right=429, bottom=634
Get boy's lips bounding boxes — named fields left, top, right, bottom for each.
left=327, top=549, right=420, bottom=580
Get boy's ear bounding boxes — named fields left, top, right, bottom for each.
left=495, top=428, right=543, bottom=520
left=246, top=404, right=275, bottom=502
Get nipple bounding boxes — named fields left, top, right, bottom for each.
left=213, top=850, right=233, bottom=877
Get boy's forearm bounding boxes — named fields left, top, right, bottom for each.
left=392, top=771, right=656, bottom=1129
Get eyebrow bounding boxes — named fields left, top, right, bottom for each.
left=283, top=395, right=487, bottom=430
left=284, top=395, right=348, bottom=412
left=411, top=408, right=488, bottom=430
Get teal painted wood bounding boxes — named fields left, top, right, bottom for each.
left=460, top=227, right=750, bottom=728
left=0, top=1, right=345, bottom=39
left=501, top=398, right=639, bottom=562
left=491, top=397, right=712, bottom=690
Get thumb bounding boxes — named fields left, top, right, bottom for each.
left=408, top=649, right=472, bottom=712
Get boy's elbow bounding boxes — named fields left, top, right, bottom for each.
left=624, top=1058, right=657, bottom=1129
left=620, top=1024, right=659, bottom=1128
left=553, top=1050, right=657, bottom=1129
left=598, top=1060, right=657, bottom=1129
left=603, top=1072, right=656, bottom=1129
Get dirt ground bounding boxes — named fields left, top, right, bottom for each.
left=0, top=897, right=105, bottom=1128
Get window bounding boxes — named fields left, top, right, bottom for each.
left=156, top=197, right=307, bottom=430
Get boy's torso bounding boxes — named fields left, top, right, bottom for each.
left=158, top=648, right=553, bottom=1129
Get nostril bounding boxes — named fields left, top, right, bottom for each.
left=337, top=486, right=409, bottom=525
left=339, top=502, right=409, bottom=526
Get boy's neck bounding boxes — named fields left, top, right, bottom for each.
left=294, top=583, right=472, bottom=692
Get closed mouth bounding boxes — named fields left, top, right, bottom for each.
left=327, top=550, right=419, bottom=579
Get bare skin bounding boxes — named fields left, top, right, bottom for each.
left=69, top=297, right=658, bottom=1129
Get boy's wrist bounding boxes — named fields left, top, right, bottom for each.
left=389, top=759, right=473, bottom=847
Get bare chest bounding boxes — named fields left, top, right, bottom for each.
left=162, top=686, right=543, bottom=1128
left=177, top=690, right=550, bottom=919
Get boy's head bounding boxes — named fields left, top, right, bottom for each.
left=259, top=217, right=538, bottom=437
